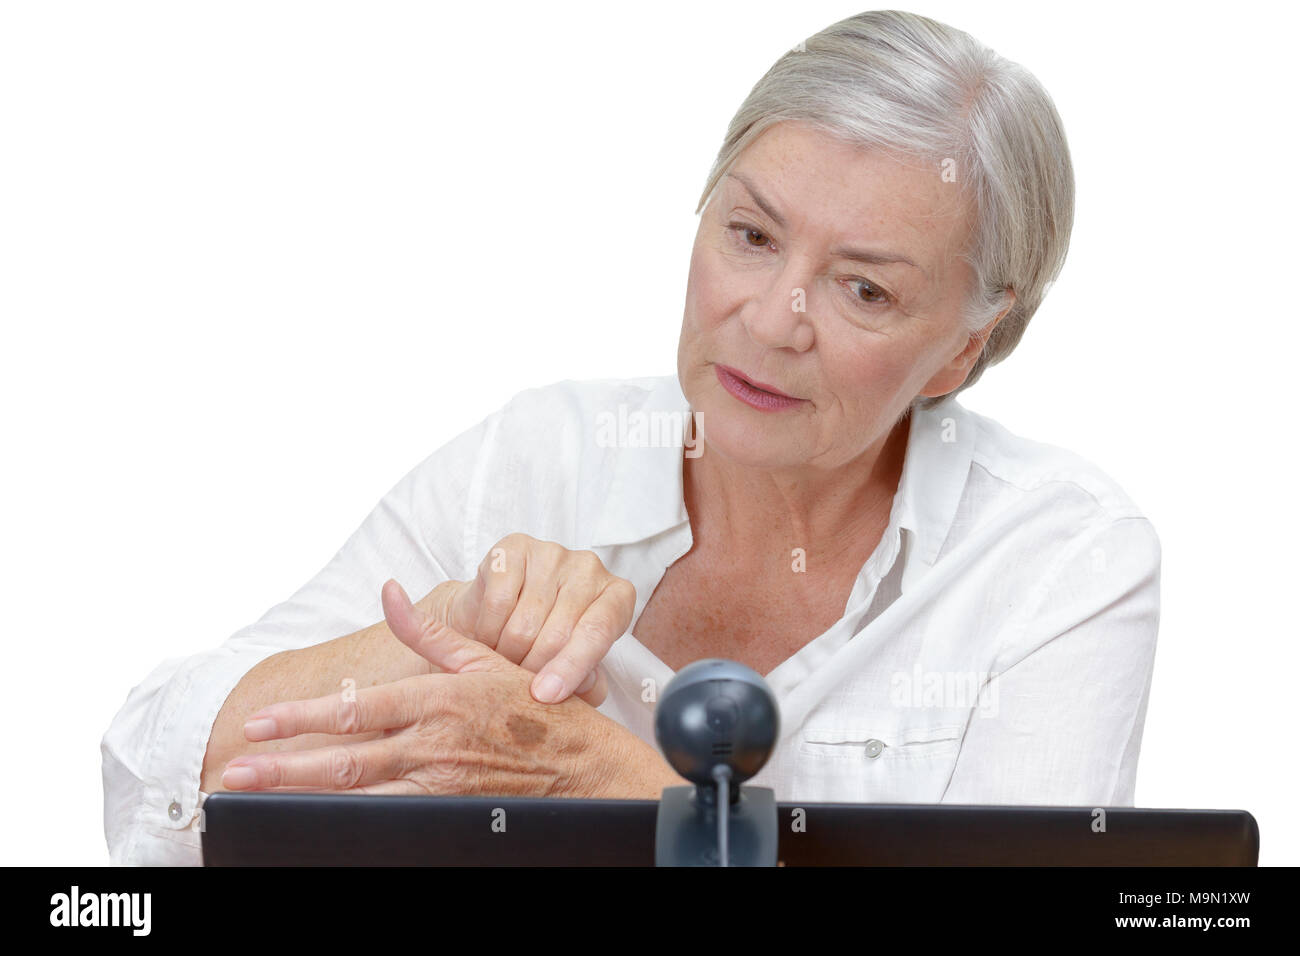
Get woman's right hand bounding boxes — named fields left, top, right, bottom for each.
left=409, top=533, right=636, bottom=706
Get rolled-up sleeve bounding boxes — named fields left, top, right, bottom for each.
left=941, top=515, right=1162, bottom=807
left=101, top=412, right=495, bottom=865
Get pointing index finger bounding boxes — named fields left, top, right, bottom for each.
left=529, top=584, right=630, bottom=703
left=382, top=578, right=510, bottom=674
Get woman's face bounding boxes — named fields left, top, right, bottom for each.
left=678, top=120, right=1000, bottom=471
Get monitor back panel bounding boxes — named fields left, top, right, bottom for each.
left=201, top=793, right=1259, bottom=866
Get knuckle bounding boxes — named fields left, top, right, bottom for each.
left=335, top=697, right=364, bottom=736
left=575, top=549, right=604, bottom=573
left=417, top=579, right=460, bottom=617
left=328, top=748, right=365, bottom=789
left=533, top=541, right=565, bottom=573
left=499, top=532, right=531, bottom=551
left=499, top=614, right=538, bottom=647
left=260, top=760, right=283, bottom=789
left=423, top=758, right=464, bottom=795
left=532, top=627, right=569, bottom=656
left=395, top=682, right=423, bottom=728
left=481, top=591, right=517, bottom=617
left=573, top=617, right=617, bottom=649
left=413, top=675, right=448, bottom=720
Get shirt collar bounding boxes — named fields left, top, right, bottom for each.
left=590, top=376, right=974, bottom=570
left=590, top=376, right=693, bottom=549
left=890, top=393, right=975, bottom=567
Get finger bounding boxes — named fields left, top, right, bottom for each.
left=442, top=576, right=484, bottom=639
left=495, top=576, right=561, bottom=665
left=574, top=666, right=609, bottom=708
left=242, top=676, right=435, bottom=741
left=222, top=737, right=408, bottom=791
left=417, top=579, right=469, bottom=633
left=467, top=545, right=527, bottom=650
left=382, top=578, right=511, bottom=674
left=519, top=588, right=597, bottom=702
left=527, top=583, right=632, bottom=703
left=515, top=573, right=606, bottom=677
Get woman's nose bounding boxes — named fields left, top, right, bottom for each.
left=740, top=261, right=816, bottom=352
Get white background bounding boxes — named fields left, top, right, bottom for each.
left=2, top=0, right=1295, bottom=865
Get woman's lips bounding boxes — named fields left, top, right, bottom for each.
left=715, top=364, right=807, bottom=412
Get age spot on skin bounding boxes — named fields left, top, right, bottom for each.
left=506, top=714, right=547, bottom=748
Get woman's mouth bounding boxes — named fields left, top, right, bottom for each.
left=715, top=364, right=807, bottom=412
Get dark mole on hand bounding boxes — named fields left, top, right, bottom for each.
left=506, top=714, right=547, bottom=748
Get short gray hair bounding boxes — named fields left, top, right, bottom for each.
left=695, top=10, right=1075, bottom=409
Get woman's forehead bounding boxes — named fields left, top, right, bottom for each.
left=729, top=125, right=963, bottom=215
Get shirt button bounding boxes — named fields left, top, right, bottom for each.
left=168, top=801, right=183, bottom=822
left=864, top=739, right=884, bottom=758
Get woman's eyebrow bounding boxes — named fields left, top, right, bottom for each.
left=726, top=170, right=789, bottom=229
left=725, top=170, right=925, bottom=275
left=832, top=244, right=925, bottom=276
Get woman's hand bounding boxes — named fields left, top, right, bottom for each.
left=221, top=579, right=677, bottom=798
left=417, top=533, right=636, bottom=705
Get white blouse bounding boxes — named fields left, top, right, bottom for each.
left=101, top=374, right=1161, bottom=865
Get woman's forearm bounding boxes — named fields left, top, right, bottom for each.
left=199, top=616, right=436, bottom=794
left=200, top=579, right=688, bottom=800
left=609, top=729, right=692, bottom=799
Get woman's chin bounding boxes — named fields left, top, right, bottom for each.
left=693, top=408, right=813, bottom=470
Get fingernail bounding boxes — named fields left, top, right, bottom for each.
left=534, top=672, right=565, bottom=703
left=222, top=765, right=258, bottom=790
left=244, top=717, right=277, bottom=740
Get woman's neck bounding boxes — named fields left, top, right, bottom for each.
left=682, top=409, right=911, bottom=576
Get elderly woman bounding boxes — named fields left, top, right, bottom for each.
left=103, top=10, right=1159, bottom=865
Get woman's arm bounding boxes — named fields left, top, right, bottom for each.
left=199, top=605, right=439, bottom=794
left=216, top=580, right=690, bottom=800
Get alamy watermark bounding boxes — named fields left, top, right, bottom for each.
left=889, top=664, right=999, bottom=717
left=594, top=406, right=704, bottom=457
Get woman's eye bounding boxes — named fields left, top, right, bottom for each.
left=846, top=278, right=890, bottom=306
left=726, top=223, right=771, bottom=250
left=722, top=223, right=892, bottom=310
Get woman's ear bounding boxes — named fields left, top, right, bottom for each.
left=917, top=288, right=1016, bottom=399
left=963, top=288, right=1016, bottom=361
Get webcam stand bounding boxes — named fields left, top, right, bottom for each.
left=655, top=779, right=778, bottom=867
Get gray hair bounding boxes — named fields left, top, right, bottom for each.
left=695, top=10, right=1075, bottom=409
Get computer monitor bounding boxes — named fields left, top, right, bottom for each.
left=200, top=793, right=1259, bottom=866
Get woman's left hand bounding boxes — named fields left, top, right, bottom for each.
left=219, top=579, right=657, bottom=797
